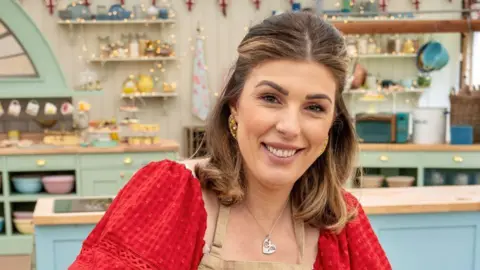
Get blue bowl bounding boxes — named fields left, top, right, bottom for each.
left=0, top=217, right=4, bottom=233
left=12, top=176, right=42, bottom=194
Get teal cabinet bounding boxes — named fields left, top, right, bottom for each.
left=6, top=155, right=76, bottom=171
left=33, top=211, right=480, bottom=270
left=370, top=212, right=480, bottom=270
left=0, top=150, right=178, bottom=257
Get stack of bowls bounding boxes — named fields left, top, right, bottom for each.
left=358, top=175, right=385, bottom=188
left=12, top=175, right=42, bottom=194
left=42, top=175, right=75, bottom=194
left=13, top=211, right=34, bottom=234
left=386, top=176, right=415, bottom=188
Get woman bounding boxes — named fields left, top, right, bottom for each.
left=70, top=12, right=391, bottom=270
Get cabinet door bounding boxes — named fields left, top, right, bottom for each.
left=81, top=170, right=125, bottom=196
left=119, top=170, right=138, bottom=190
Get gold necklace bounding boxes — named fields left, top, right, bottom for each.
left=244, top=200, right=289, bottom=255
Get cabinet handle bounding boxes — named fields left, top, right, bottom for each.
left=36, top=159, right=46, bottom=167
left=124, top=157, right=132, bottom=165
left=453, top=156, right=463, bottom=163
left=379, top=155, right=389, bottom=162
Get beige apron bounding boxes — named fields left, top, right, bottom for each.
left=199, top=204, right=313, bottom=270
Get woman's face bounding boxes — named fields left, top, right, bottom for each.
left=231, top=59, right=337, bottom=191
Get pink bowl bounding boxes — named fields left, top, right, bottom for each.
left=13, top=211, right=34, bottom=219
left=42, top=175, right=75, bottom=194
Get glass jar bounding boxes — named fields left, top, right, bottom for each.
left=367, top=36, right=377, bottom=54
left=357, top=35, right=368, bottom=55
left=346, top=36, right=357, bottom=57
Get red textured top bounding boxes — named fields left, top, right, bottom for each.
left=69, top=160, right=391, bottom=270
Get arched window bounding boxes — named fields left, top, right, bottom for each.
left=0, top=19, right=38, bottom=78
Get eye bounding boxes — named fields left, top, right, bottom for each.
left=306, top=104, right=324, bottom=113
left=261, top=94, right=280, bottom=104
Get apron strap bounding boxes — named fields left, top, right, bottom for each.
left=210, top=203, right=231, bottom=256
left=294, top=218, right=305, bottom=264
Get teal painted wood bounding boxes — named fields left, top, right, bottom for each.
left=359, top=151, right=480, bottom=169
left=0, top=0, right=73, bottom=98
left=0, top=235, right=33, bottom=255
left=369, top=212, right=480, bottom=270
left=0, top=152, right=178, bottom=256
left=6, top=155, right=77, bottom=172
left=33, top=211, right=480, bottom=270
left=35, top=225, right=95, bottom=270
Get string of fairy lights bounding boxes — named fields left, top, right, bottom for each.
left=61, top=0, right=470, bottom=101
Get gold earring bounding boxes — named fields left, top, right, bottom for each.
left=321, top=136, right=329, bottom=154
left=228, top=115, right=238, bottom=139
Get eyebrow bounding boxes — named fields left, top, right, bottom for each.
left=255, top=80, right=332, bottom=103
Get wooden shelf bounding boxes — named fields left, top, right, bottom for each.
left=332, top=19, right=480, bottom=34
left=343, top=89, right=425, bottom=95
left=58, top=19, right=175, bottom=25
left=354, top=53, right=417, bottom=59
left=89, top=56, right=176, bottom=63
left=121, top=92, right=177, bottom=98
left=9, top=193, right=77, bottom=202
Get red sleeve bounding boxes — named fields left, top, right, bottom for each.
left=69, top=160, right=207, bottom=270
left=314, top=192, right=391, bottom=270
left=343, top=192, right=391, bottom=270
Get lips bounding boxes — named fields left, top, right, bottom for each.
left=262, top=143, right=303, bottom=158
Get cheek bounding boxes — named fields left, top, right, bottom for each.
left=304, top=120, right=331, bottom=152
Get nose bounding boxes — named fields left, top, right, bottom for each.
left=275, top=109, right=301, bottom=139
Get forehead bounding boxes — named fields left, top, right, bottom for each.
left=245, top=60, right=337, bottom=97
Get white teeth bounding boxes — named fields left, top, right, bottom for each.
left=266, top=145, right=296, bottom=158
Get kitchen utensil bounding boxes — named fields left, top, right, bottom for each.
left=26, top=100, right=40, bottom=116
left=61, top=102, right=74, bottom=115
left=44, top=102, right=58, bottom=115
left=12, top=175, right=43, bottom=194
left=453, top=173, right=469, bottom=185
left=34, top=118, right=58, bottom=129
left=0, top=217, right=4, bottom=232
left=386, top=176, right=415, bottom=188
left=8, top=100, right=21, bottom=117
left=42, top=175, right=75, bottom=194
left=359, top=175, right=384, bottom=188
left=13, top=211, right=34, bottom=220
left=13, top=219, right=34, bottom=234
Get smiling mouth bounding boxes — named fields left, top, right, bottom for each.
left=261, top=143, right=303, bottom=158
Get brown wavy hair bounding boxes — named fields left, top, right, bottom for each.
left=194, top=12, right=359, bottom=233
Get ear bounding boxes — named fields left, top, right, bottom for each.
left=229, top=101, right=238, bottom=118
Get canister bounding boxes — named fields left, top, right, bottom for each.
left=412, top=107, right=447, bottom=144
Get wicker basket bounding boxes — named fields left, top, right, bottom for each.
left=449, top=95, right=480, bottom=143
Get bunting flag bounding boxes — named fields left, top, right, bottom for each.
left=252, top=0, right=261, bottom=10
left=191, top=35, right=211, bottom=121
left=412, top=0, right=420, bottom=10
left=186, top=0, right=195, bottom=11
left=219, top=0, right=227, bottom=16
left=44, top=0, right=55, bottom=14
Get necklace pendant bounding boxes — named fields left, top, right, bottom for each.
left=262, top=235, right=276, bottom=255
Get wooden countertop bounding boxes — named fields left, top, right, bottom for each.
left=0, top=140, right=179, bottom=155
left=359, top=143, right=480, bottom=152
left=33, top=186, right=480, bottom=226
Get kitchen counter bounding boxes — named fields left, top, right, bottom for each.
left=0, top=139, right=179, bottom=155
left=359, top=143, right=480, bottom=152
left=33, top=186, right=480, bottom=270
left=33, top=186, right=480, bottom=226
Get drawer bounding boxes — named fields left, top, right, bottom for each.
left=79, top=152, right=176, bottom=169
left=359, top=152, right=420, bottom=168
left=6, top=155, right=76, bottom=171
left=420, top=152, right=480, bottom=168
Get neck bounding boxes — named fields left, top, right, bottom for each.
left=242, top=174, right=293, bottom=223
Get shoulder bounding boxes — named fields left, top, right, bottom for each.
left=120, top=159, right=201, bottom=198
left=105, top=160, right=208, bottom=267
